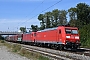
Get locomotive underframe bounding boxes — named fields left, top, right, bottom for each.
left=65, top=41, right=81, bottom=49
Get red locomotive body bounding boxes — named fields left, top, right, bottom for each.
left=35, top=26, right=80, bottom=49
left=22, top=32, right=36, bottom=43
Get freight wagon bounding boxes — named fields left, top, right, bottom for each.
left=9, top=35, right=18, bottom=42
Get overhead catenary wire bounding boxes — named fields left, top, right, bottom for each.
left=15, top=0, right=62, bottom=31
left=13, top=0, right=45, bottom=30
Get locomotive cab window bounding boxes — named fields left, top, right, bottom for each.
left=65, top=28, right=78, bottom=34
left=72, top=30, right=78, bottom=34
left=65, top=29, right=71, bottom=34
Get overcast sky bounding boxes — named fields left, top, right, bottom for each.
left=0, top=0, right=90, bottom=31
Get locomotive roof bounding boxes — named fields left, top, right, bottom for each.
left=65, top=27, right=78, bottom=29
left=37, top=27, right=58, bottom=32
left=37, top=26, right=78, bottom=32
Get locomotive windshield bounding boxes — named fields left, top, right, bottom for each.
left=65, top=29, right=78, bottom=34
left=72, top=30, right=78, bottom=34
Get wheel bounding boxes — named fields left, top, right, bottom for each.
left=58, top=45, right=64, bottom=51
left=54, top=44, right=58, bottom=50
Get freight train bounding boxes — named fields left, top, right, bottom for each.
left=6, top=26, right=81, bottom=50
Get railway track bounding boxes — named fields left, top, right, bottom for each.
left=62, top=47, right=90, bottom=57
left=7, top=42, right=90, bottom=60
left=22, top=45, right=72, bottom=60
left=22, top=44, right=90, bottom=60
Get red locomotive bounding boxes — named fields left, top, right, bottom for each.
left=35, top=26, right=80, bottom=50
left=22, top=32, right=36, bottom=44
left=6, top=26, right=81, bottom=50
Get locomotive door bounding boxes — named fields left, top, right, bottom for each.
left=31, top=32, right=36, bottom=42
left=58, top=29, right=62, bottom=43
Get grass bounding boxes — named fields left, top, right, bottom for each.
left=0, top=40, right=50, bottom=60
left=0, top=40, right=5, bottom=43
left=39, top=55, right=50, bottom=60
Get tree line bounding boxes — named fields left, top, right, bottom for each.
left=20, top=3, right=90, bottom=47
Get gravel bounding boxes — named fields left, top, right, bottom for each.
left=0, top=46, right=30, bottom=60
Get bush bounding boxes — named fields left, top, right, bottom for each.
left=79, top=24, right=90, bottom=48
left=0, top=40, right=5, bottom=43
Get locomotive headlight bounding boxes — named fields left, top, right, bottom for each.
left=66, top=36, right=70, bottom=38
left=75, top=36, right=79, bottom=39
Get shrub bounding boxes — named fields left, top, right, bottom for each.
left=0, top=40, right=5, bottom=43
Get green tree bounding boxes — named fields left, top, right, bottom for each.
left=44, top=12, right=52, bottom=28
left=52, top=9, right=60, bottom=27
left=76, top=3, right=90, bottom=25
left=20, top=27, right=26, bottom=33
left=58, top=10, right=67, bottom=25
left=68, top=7, right=77, bottom=27
left=38, top=14, right=45, bottom=30
left=31, top=25, right=38, bottom=32
left=68, top=3, right=90, bottom=28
